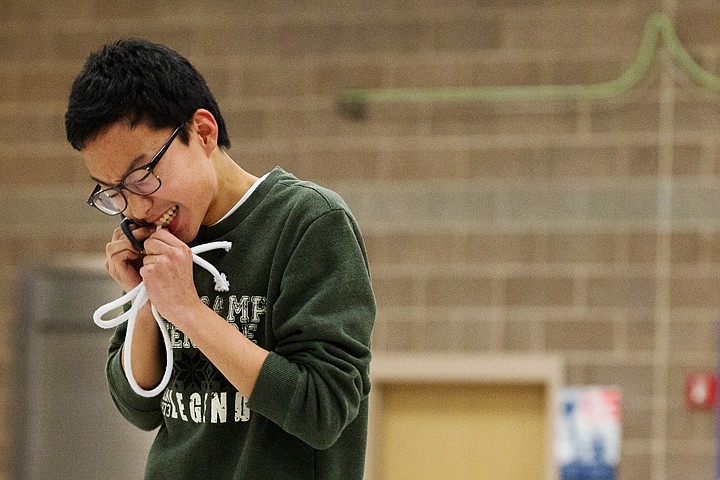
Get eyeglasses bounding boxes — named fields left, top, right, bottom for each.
left=87, top=122, right=185, bottom=215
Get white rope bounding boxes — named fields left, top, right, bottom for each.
left=93, top=238, right=232, bottom=397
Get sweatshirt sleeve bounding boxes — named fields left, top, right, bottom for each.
left=247, top=208, right=376, bottom=450
left=106, top=322, right=164, bottom=431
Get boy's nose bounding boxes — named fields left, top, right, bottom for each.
left=125, top=192, right=154, bottom=224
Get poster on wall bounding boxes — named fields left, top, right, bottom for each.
left=556, top=387, right=622, bottom=480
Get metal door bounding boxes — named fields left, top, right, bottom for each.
left=13, top=257, right=155, bottom=480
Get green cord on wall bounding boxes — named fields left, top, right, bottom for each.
left=339, top=13, right=720, bottom=117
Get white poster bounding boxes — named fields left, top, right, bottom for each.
left=556, top=387, right=621, bottom=480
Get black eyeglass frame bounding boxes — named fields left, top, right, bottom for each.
left=86, top=121, right=186, bottom=215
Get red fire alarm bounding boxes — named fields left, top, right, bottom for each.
left=685, top=372, right=718, bottom=410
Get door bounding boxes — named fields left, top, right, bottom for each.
left=378, top=381, right=548, bottom=479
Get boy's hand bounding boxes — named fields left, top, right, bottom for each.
left=140, top=228, right=201, bottom=325
left=105, top=225, right=153, bottom=293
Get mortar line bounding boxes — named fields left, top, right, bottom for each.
left=652, top=3, right=677, bottom=478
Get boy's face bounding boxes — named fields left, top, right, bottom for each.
left=81, top=120, right=216, bottom=243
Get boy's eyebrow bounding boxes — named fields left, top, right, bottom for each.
left=90, top=175, right=112, bottom=187
left=89, top=153, right=150, bottom=186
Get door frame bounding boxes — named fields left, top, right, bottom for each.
left=366, top=353, right=564, bottom=480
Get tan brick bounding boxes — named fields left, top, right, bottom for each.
left=621, top=399, right=653, bottom=441
left=458, top=316, right=502, bottom=351
left=229, top=63, right=309, bottom=99
left=0, top=113, right=43, bottom=144
left=372, top=276, right=418, bottom=308
left=380, top=148, right=466, bottom=181
left=590, top=100, right=661, bottom=134
left=3, top=0, right=94, bottom=21
left=51, top=30, right=131, bottom=62
left=676, top=10, right=720, bottom=49
left=541, top=233, right=617, bottom=264
left=582, top=363, right=654, bottom=395
left=623, top=314, right=656, bottom=352
left=544, top=319, right=615, bottom=352
left=224, top=109, right=271, bottom=140
left=627, top=145, right=660, bottom=177
left=502, top=317, right=541, bottom=351
left=1, top=154, right=82, bottom=188
left=493, top=104, right=580, bottom=136
left=627, top=233, right=657, bottom=264
left=429, top=103, right=499, bottom=136
left=710, top=145, right=720, bottom=178
left=467, top=145, right=624, bottom=179
left=352, top=20, right=429, bottom=54
left=298, top=149, right=381, bottom=183
left=430, top=18, right=502, bottom=52
left=426, top=275, right=495, bottom=307
left=666, top=406, right=715, bottom=442
left=666, top=453, right=716, bottom=480
left=587, top=185, right=657, bottom=222
left=468, top=58, right=545, bottom=87
left=466, top=147, right=542, bottom=179
left=672, top=184, right=720, bottom=222
left=372, top=315, right=417, bottom=351
left=339, top=184, right=497, bottom=227
left=706, top=232, right=720, bottom=263
left=465, top=233, right=536, bottom=264
left=505, top=276, right=574, bottom=307
left=670, top=276, right=720, bottom=308
left=673, top=144, right=703, bottom=176
left=308, top=102, right=422, bottom=138
left=389, top=60, right=471, bottom=90
left=671, top=232, right=701, bottom=264
left=497, top=186, right=586, bottom=224
left=617, top=452, right=652, bottom=480
left=508, top=14, right=646, bottom=50
left=540, top=146, right=624, bottom=178
left=668, top=318, right=718, bottom=356
left=412, top=319, right=467, bottom=351
left=311, top=61, right=385, bottom=96
left=549, top=57, right=627, bottom=85
left=0, top=69, right=77, bottom=103
left=587, top=276, right=656, bottom=308
left=192, top=25, right=273, bottom=59
left=380, top=319, right=416, bottom=351
left=675, top=99, right=720, bottom=133
left=366, top=232, right=536, bottom=266
left=363, top=232, right=466, bottom=265
left=241, top=151, right=302, bottom=181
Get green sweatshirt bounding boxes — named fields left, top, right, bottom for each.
left=105, top=167, right=376, bottom=479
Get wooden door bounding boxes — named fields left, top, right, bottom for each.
left=378, top=382, right=547, bottom=480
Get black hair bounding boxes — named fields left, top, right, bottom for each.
left=65, top=38, right=230, bottom=150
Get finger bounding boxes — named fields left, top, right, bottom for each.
left=149, top=227, right=185, bottom=245
left=124, top=225, right=154, bottom=242
left=106, top=236, right=138, bottom=259
left=143, top=229, right=186, bottom=255
left=111, top=226, right=127, bottom=242
left=112, top=226, right=154, bottom=253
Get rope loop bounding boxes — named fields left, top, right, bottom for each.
left=93, top=240, right=232, bottom=397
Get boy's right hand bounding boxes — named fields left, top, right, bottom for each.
left=105, top=225, right=153, bottom=293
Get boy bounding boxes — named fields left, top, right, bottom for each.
left=65, top=38, right=375, bottom=480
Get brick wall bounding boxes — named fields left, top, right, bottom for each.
left=2, top=1, right=719, bottom=479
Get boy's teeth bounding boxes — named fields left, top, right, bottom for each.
left=155, top=206, right=178, bottom=226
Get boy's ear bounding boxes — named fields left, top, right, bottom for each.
left=191, top=109, right=218, bottom=153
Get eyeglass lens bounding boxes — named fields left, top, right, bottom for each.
left=93, top=170, right=161, bottom=214
left=95, top=189, right=126, bottom=214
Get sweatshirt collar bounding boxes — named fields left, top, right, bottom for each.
left=190, top=166, right=285, bottom=246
